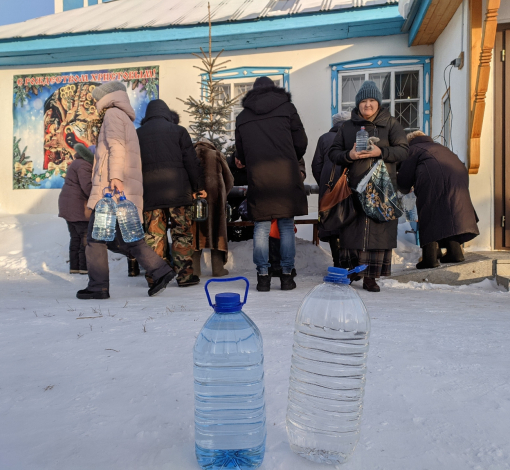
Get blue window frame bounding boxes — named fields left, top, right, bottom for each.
left=330, top=56, right=432, bottom=134
left=203, top=66, right=291, bottom=132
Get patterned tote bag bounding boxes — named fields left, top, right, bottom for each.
left=355, top=160, right=403, bottom=223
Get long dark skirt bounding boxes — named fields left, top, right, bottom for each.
left=339, top=248, right=392, bottom=278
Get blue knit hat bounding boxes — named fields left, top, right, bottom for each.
left=355, top=80, right=382, bottom=108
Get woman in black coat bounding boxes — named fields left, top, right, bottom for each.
left=136, top=99, right=205, bottom=287
left=397, top=131, right=479, bottom=268
left=328, top=80, right=409, bottom=292
left=235, top=76, right=308, bottom=292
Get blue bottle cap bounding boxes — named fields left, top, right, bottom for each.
left=214, top=293, right=242, bottom=313
left=118, top=195, right=126, bottom=201
left=324, top=265, right=368, bottom=284
left=324, top=267, right=350, bottom=284
left=104, top=193, right=113, bottom=198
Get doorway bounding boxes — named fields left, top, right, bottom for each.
left=495, top=26, right=510, bottom=249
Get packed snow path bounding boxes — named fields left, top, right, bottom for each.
left=0, top=215, right=509, bottom=470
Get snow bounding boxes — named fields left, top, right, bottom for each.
left=1, top=214, right=509, bottom=470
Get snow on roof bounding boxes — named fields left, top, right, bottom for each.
left=0, top=0, right=399, bottom=40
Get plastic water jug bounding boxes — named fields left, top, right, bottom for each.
left=286, top=266, right=370, bottom=465
left=193, top=197, right=209, bottom=222
left=194, top=277, right=266, bottom=470
left=116, top=193, right=144, bottom=242
left=356, top=126, right=369, bottom=152
left=92, top=188, right=117, bottom=241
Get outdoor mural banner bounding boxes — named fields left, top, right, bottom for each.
left=12, top=66, right=159, bottom=189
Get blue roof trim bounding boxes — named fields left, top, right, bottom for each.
left=408, top=0, right=432, bottom=46
left=0, top=5, right=404, bottom=66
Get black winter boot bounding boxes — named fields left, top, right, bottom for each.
left=416, top=242, right=440, bottom=269
left=76, top=288, right=110, bottom=300
left=148, top=270, right=176, bottom=297
left=127, top=257, right=140, bottom=277
left=257, top=274, right=271, bottom=292
left=363, top=277, right=380, bottom=292
left=328, top=237, right=341, bottom=268
left=211, top=249, right=229, bottom=277
left=280, top=273, right=297, bottom=291
left=441, top=240, right=465, bottom=263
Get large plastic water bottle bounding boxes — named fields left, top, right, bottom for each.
left=116, top=193, right=144, bottom=242
left=194, top=277, right=266, bottom=470
left=356, top=126, right=369, bottom=151
left=286, top=266, right=370, bottom=465
left=92, top=188, right=117, bottom=241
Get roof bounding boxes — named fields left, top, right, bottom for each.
left=0, top=0, right=398, bottom=40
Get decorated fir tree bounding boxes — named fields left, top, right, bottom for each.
left=178, top=3, right=238, bottom=152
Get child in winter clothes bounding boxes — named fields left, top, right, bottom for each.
left=58, top=143, right=94, bottom=274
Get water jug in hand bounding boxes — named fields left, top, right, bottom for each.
left=92, top=188, right=117, bottom=241
left=116, top=193, right=144, bottom=242
left=286, top=266, right=370, bottom=465
left=194, top=277, right=266, bottom=470
left=356, top=126, right=369, bottom=152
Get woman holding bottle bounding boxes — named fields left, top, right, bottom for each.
left=328, top=81, right=408, bottom=292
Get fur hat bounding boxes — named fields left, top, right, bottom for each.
left=74, top=143, right=95, bottom=163
left=355, top=80, right=382, bottom=108
left=406, top=130, right=426, bottom=142
left=332, top=111, right=350, bottom=126
left=92, top=81, right=127, bottom=102
left=253, top=76, right=275, bottom=89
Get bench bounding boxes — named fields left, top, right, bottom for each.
left=227, top=218, right=320, bottom=246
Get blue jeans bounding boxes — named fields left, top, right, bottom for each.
left=253, top=218, right=295, bottom=275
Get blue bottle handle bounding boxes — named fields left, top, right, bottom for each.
left=204, top=277, right=250, bottom=309
left=348, top=264, right=367, bottom=275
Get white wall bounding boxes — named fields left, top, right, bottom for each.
left=0, top=34, right=432, bottom=217
left=54, top=0, right=63, bottom=13
left=431, top=0, right=495, bottom=250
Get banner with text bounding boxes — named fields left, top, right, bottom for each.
left=13, top=66, right=159, bottom=189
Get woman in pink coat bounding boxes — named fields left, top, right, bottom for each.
left=76, top=81, right=175, bottom=300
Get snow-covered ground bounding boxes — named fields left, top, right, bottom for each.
left=0, top=214, right=509, bottom=470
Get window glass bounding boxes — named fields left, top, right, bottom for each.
left=395, top=102, right=420, bottom=132
left=63, top=0, right=84, bottom=11
left=341, top=74, right=364, bottom=111
left=369, top=72, right=391, bottom=100
left=395, top=71, right=419, bottom=100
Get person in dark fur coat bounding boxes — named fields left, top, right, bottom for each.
left=397, top=131, right=479, bottom=269
left=235, top=76, right=308, bottom=292
left=192, top=138, right=234, bottom=277
left=328, top=80, right=409, bottom=292
left=136, top=99, right=205, bottom=288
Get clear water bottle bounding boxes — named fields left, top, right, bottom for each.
left=286, top=266, right=370, bottom=465
left=116, top=193, right=144, bottom=242
left=92, top=188, right=117, bottom=241
left=356, top=126, right=369, bottom=152
left=194, top=277, right=266, bottom=470
left=193, top=197, right=209, bottom=222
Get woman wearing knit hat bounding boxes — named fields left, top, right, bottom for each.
left=328, top=80, right=409, bottom=292
left=76, top=81, right=176, bottom=299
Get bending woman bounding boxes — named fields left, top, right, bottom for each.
left=328, top=80, right=408, bottom=292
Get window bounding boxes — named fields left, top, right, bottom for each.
left=339, top=67, right=421, bottom=132
left=330, top=56, right=432, bottom=135
left=442, top=90, right=451, bottom=148
left=205, top=67, right=290, bottom=134
left=218, top=78, right=281, bottom=132
left=63, top=0, right=84, bottom=11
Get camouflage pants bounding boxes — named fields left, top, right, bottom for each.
left=143, top=206, right=194, bottom=283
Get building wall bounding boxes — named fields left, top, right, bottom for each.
left=431, top=0, right=495, bottom=250
left=0, top=34, right=432, bottom=217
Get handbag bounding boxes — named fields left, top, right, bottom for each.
left=356, top=160, right=403, bottom=223
left=318, top=166, right=356, bottom=232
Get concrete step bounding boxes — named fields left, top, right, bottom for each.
left=389, top=251, right=510, bottom=290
